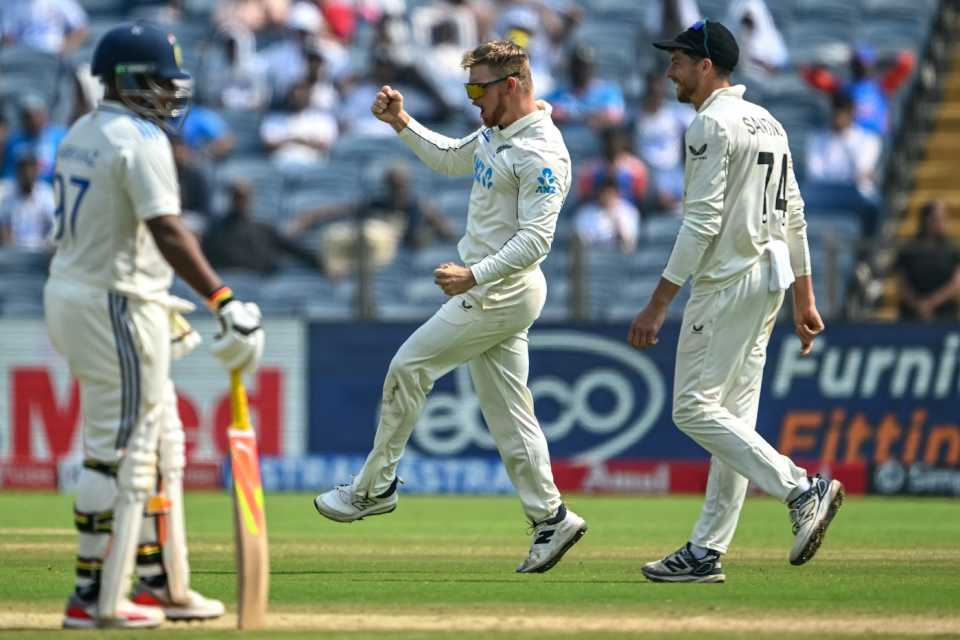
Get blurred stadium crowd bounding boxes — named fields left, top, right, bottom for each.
left=0, top=0, right=955, bottom=322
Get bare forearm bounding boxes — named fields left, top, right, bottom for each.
left=148, top=216, right=221, bottom=297
left=925, top=273, right=960, bottom=308
left=896, top=273, right=919, bottom=308
left=649, top=278, right=681, bottom=311
left=793, top=274, right=816, bottom=309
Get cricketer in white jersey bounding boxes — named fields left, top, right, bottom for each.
left=45, top=22, right=263, bottom=628
left=314, top=41, right=588, bottom=575
left=629, top=20, right=844, bottom=583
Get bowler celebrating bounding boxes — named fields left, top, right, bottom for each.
left=314, top=41, right=587, bottom=574
left=628, top=20, right=843, bottom=582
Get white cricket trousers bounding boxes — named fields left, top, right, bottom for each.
left=354, top=269, right=563, bottom=522
left=44, top=278, right=170, bottom=462
left=673, top=261, right=808, bottom=554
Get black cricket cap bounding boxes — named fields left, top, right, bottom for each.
left=653, top=19, right=739, bottom=73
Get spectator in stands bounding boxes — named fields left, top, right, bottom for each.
left=0, top=111, right=9, bottom=178
left=894, top=199, right=960, bottom=322
left=545, top=45, right=625, bottom=129
left=319, top=0, right=358, bottom=43
left=496, top=4, right=564, bottom=97
left=261, top=78, right=339, bottom=166
left=574, top=176, right=640, bottom=255
left=196, top=26, right=269, bottom=111
left=726, top=0, right=788, bottom=80
left=180, top=100, right=236, bottom=161
left=202, top=178, right=324, bottom=275
left=288, top=163, right=456, bottom=277
left=802, top=44, right=915, bottom=136
left=645, top=0, right=701, bottom=40
left=304, top=43, right=339, bottom=112
left=257, top=1, right=348, bottom=103
left=170, top=136, right=213, bottom=227
left=577, top=127, right=649, bottom=210
left=0, top=0, right=88, bottom=54
left=806, top=92, right=882, bottom=199
left=214, top=0, right=289, bottom=34
left=634, top=72, right=692, bottom=212
left=2, top=94, right=67, bottom=183
left=0, top=150, right=55, bottom=250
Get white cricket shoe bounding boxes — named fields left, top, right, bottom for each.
left=516, top=504, right=588, bottom=573
left=62, top=593, right=165, bottom=629
left=131, top=581, right=226, bottom=621
left=788, top=474, right=845, bottom=565
left=314, top=477, right=400, bottom=523
left=641, top=543, right=726, bottom=583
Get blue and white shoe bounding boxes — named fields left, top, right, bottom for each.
left=788, top=474, right=845, bottom=565
left=516, top=504, right=587, bottom=573
left=313, top=477, right=400, bottom=523
left=642, top=543, right=726, bottom=583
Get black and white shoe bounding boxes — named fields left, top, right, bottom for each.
left=313, top=477, right=401, bottom=523
left=515, top=504, right=587, bottom=573
left=641, top=543, right=726, bottom=583
left=788, top=474, right=845, bottom=565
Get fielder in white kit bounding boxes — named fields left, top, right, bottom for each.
left=628, top=20, right=844, bottom=582
left=314, top=41, right=588, bottom=574
left=45, top=23, right=264, bottom=627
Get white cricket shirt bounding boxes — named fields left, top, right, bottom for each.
left=663, top=85, right=812, bottom=293
left=48, top=100, right=180, bottom=301
left=398, top=109, right=571, bottom=306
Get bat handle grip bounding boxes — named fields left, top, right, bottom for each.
left=230, top=369, right=252, bottom=431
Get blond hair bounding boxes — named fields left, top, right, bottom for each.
left=461, top=40, right=533, bottom=94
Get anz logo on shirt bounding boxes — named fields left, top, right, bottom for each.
left=474, top=157, right=493, bottom=189
left=535, top=168, right=557, bottom=194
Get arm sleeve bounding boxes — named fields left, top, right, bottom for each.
left=662, top=116, right=728, bottom=286
left=470, top=150, right=570, bottom=285
left=881, top=50, right=916, bottom=94
left=397, top=118, right=481, bottom=176
left=784, top=153, right=812, bottom=277
left=801, top=66, right=840, bottom=95
left=122, top=134, right=181, bottom=221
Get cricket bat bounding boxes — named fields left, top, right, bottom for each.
left=228, top=369, right=269, bottom=629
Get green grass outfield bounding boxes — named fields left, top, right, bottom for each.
left=0, top=492, right=958, bottom=638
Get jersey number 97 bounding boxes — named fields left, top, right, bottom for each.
left=53, top=173, right=91, bottom=241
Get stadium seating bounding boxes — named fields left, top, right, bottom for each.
left=0, top=0, right=943, bottom=322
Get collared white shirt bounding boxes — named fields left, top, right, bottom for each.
left=399, top=108, right=571, bottom=306
left=48, top=101, right=180, bottom=300
left=663, top=85, right=812, bottom=293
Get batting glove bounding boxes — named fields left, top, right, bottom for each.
left=211, top=299, right=265, bottom=374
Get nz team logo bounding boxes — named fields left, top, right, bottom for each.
left=474, top=158, right=493, bottom=189
left=536, top=168, right=557, bottom=194
left=412, top=331, right=665, bottom=461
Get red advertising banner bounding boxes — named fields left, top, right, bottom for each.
left=0, top=319, right=306, bottom=476
left=552, top=460, right=867, bottom=495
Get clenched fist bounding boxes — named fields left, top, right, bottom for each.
left=371, top=85, right=409, bottom=131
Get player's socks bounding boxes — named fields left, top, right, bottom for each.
left=786, top=476, right=813, bottom=503
left=688, top=542, right=712, bottom=560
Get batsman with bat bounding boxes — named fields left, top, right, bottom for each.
left=628, top=20, right=843, bottom=583
left=314, top=40, right=588, bottom=574
left=45, top=23, right=264, bottom=628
